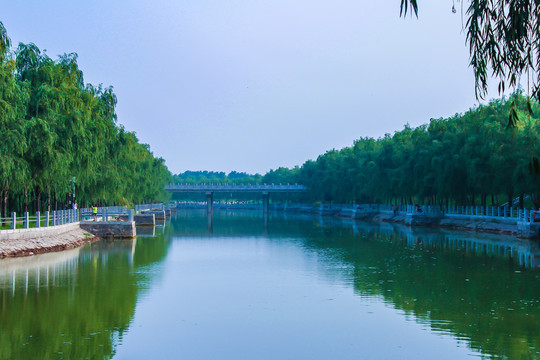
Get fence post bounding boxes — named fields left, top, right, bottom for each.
left=11, top=212, right=16, bottom=229
left=128, top=209, right=134, bottom=222
left=45, top=211, right=49, bottom=227
left=36, top=212, right=40, bottom=228
left=510, top=208, right=513, bottom=218
left=24, top=212, right=29, bottom=229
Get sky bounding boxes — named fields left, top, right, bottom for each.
left=3, top=1, right=487, bottom=175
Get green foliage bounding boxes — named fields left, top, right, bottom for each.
left=290, top=93, right=540, bottom=207
left=0, top=22, right=170, bottom=216
left=401, top=1, right=540, bottom=103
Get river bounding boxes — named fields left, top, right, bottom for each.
left=1, top=209, right=539, bottom=359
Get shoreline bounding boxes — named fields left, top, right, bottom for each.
left=179, top=204, right=540, bottom=240
left=0, top=224, right=99, bottom=258
left=332, top=210, right=539, bottom=240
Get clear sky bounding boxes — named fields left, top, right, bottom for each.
left=4, top=1, right=485, bottom=175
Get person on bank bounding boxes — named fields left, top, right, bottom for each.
left=92, top=205, right=98, bottom=221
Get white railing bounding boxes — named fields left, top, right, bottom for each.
left=0, top=209, right=80, bottom=230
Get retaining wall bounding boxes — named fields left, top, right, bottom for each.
left=80, top=221, right=136, bottom=239
left=0, top=222, right=82, bottom=241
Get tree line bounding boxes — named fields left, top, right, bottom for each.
left=0, top=22, right=170, bottom=218
left=172, top=171, right=262, bottom=185
left=263, top=93, right=540, bottom=208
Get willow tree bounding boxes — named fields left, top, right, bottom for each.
left=0, top=22, right=28, bottom=220
left=0, top=22, right=171, bottom=213
left=401, top=1, right=540, bottom=101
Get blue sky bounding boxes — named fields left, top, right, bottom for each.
left=4, top=1, right=485, bottom=174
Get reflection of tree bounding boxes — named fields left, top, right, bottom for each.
left=296, top=221, right=540, bottom=360
left=171, top=210, right=540, bottom=359
left=0, top=234, right=171, bottom=360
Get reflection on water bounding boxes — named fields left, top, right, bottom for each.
left=0, top=231, right=171, bottom=360
left=0, top=248, right=80, bottom=296
left=0, top=209, right=539, bottom=360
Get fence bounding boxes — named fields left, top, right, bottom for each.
left=376, top=204, right=538, bottom=222
left=0, top=203, right=169, bottom=231
left=270, top=203, right=540, bottom=223
left=0, top=209, right=80, bottom=230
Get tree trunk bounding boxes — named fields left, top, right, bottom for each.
left=24, top=188, right=28, bottom=213
left=519, top=194, right=524, bottom=209
left=47, top=191, right=51, bottom=212
left=3, top=189, right=7, bottom=227
left=36, top=186, right=41, bottom=213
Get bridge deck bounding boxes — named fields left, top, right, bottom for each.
left=165, top=184, right=307, bottom=193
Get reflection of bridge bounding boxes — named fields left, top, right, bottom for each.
left=165, top=184, right=307, bottom=214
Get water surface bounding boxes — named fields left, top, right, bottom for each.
left=1, top=210, right=539, bottom=359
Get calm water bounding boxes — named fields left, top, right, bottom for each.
left=1, top=210, right=540, bottom=360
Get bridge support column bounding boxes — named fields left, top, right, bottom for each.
left=206, top=192, right=214, bottom=214
left=262, top=192, right=269, bottom=214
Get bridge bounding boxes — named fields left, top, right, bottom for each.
left=165, top=184, right=307, bottom=214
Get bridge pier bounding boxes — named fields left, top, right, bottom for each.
left=262, top=192, right=269, bottom=214
left=206, top=192, right=213, bottom=214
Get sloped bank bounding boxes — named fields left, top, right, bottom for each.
left=0, top=223, right=99, bottom=258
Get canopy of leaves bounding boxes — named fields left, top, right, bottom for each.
left=287, top=93, right=540, bottom=207
left=401, top=0, right=540, bottom=101
left=0, top=22, right=171, bottom=215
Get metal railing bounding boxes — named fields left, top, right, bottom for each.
left=269, top=203, right=540, bottom=223
left=0, top=203, right=177, bottom=234
left=0, top=209, right=80, bottom=230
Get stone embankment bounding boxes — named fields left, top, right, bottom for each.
left=271, top=204, right=540, bottom=239
left=0, top=223, right=98, bottom=258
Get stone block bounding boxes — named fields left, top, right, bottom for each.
left=80, top=221, right=136, bottom=239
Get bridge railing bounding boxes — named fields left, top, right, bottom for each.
left=165, top=183, right=307, bottom=192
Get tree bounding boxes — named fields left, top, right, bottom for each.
left=400, top=1, right=540, bottom=101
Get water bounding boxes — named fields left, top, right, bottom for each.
left=1, top=210, right=540, bottom=360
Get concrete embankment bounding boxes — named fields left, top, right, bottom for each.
left=271, top=204, right=540, bottom=239
left=80, top=221, right=136, bottom=238
left=0, top=220, right=139, bottom=258
left=368, top=212, right=540, bottom=238
left=0, top=223, right=98, bottom=258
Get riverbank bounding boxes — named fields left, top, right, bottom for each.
left=264, top=204, right=540, bottom=240
left=0, top=223, right=99, bottom=258
left=368, top=211, right=532, bottom=236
